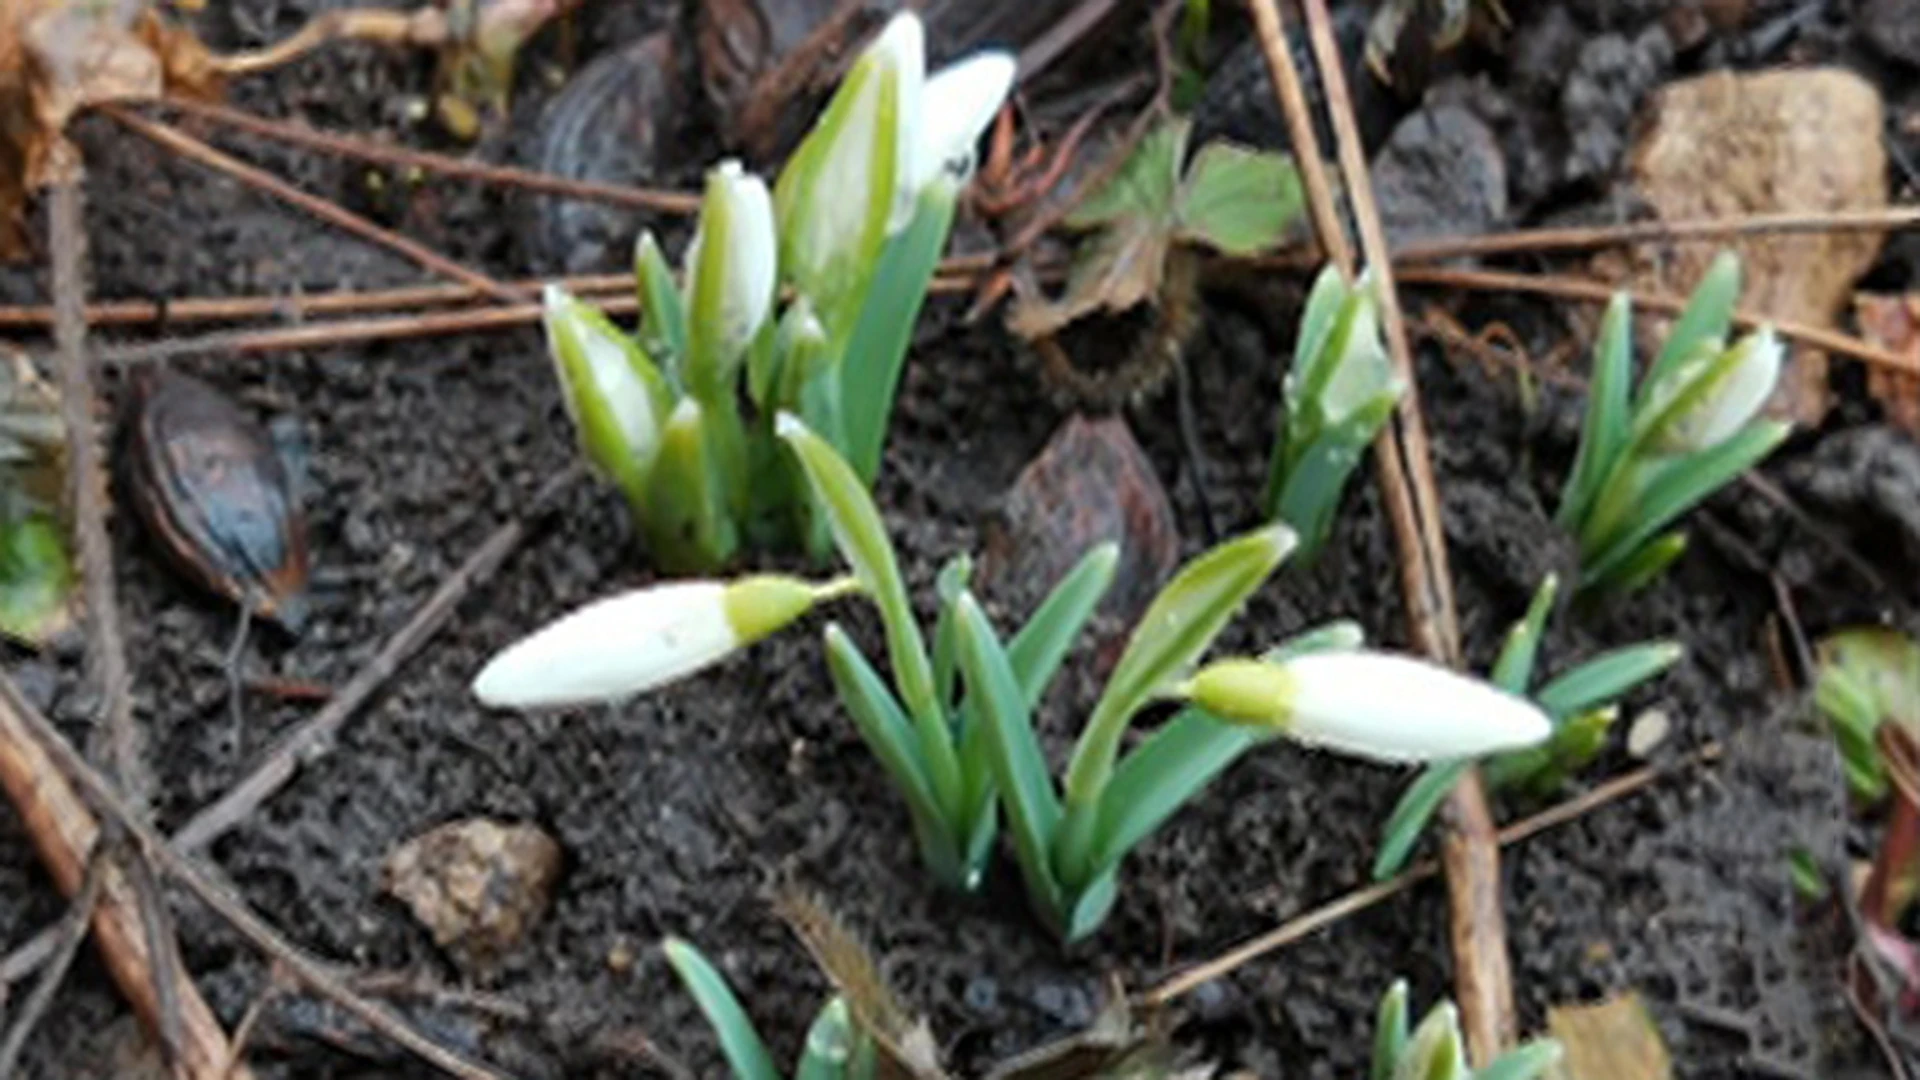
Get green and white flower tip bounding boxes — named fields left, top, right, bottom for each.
left=901, top=48, right=1017, bottom=211
left=688, top=160, right=777, bottom=357
left=1185, top=650, right=1551, bottom=764
left=542, top=283, right=663, bottom=475
left=472, top=575, right=858, bottom=709
left=1657, top=324, right=1783, bottom=453
left=1397, top=1002, right=1469, bottom=1080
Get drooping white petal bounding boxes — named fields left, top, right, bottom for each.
left=473, top=582, right=739, bottom=708
left=1661, top=326, right=1782, bottom=452
left=1279, top=650, right=1552, bottom=763
left=901, top=50, right=1016, bottom=216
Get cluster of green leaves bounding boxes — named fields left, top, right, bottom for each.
left=0, top=353, right=71, bottom=647
left=782, top=418, right=1345, bottom=940
left=1816, top=627, right=1920, bottom=804
left=1556, top=252, right=1790, bottom=594
left=1371, top=574, right=1681, bottom=880
left=1264, top=267, right=1404, bottom=561
left=1009, top=117, right=1303, bottom=339
left=1371, top=981, right=1561, bottom=1080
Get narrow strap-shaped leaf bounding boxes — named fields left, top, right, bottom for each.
left=1581, top=419, right=1788, bottom=588
left=1555, top=293, right=1633, bottom=531
left=1535, top=641, right=1682, bottom=719
left=1602, top=530, right=1688, bottom=596
left=1371, top=759, right=1471, bottom=880
left=1064, top=525, right=1295, bottom=808
left=823, top=625, right=948, bottom=839
left=634, top=230, right=689, bottom=371
left=1265, top=620, right=1366, bottom=661
left=953, top=592, right=1063, bottom=915
left=1474, top=1039, right=1563, bottom=1080
left=840, top=182, right=960, bottom=482
left=1371, top=980, right=1410, bottom=1080
left=663, top=938, right=785, bottom=1080
left=642, top=400, right=738, bottom=573
left=930, top=554, right=973, bottom=712
left=779, top=417, right=935, bottom=711
left=1092, top=707, right=1259, bottom=873
left=1640, top=250, right=1739, bottom=407
left=1490, top=575, right=1558, bottom=695
left=1006, top=543, right=1118, bottom=708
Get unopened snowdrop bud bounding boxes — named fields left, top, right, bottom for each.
left=686, top=160, right=777, bottom=391
left=543, top=284, right=670, bottom=491
left=1394, top=1003, right=1469, bottom=1080
left=1186, top=650, right=1552, bottom=763
left=897, top=50, right=1016, bottom=226
left=473, top=574, right=858, bottom=709
left=1653, top=325, right=1783, bottom=453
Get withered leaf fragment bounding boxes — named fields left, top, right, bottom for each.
left=127, top=371, right=309, bottom=630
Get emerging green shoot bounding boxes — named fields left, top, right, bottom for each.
left=1371, top=574, right=1682, bottom=880
left=664, top=937, right=879, bottom=1080
left=543, top=12, right=1015, bottom=573
left=1370, top=980, right=1562, bottom=1080
left=1264, top=266, right=1405, bottom=560
left=1556, top=251, right=1790, bottom=594
left=1815, top=627, right=1920, bottom=804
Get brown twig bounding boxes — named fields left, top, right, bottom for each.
left=1389, top=205, right=1920, bottom=265
left=0, top=654, right=249, bottom=1079
left=50, top=164, right=198, bottom=1069
left=1397, top=264, right=1920, bottom=376
left=209, top=7, right=449, bottom=77
left=0, top=854, right=104, bottom=1076
left=158, top=97, right=701, bottom=214
left=1139, top=742, right=1724, bottom=1006
left=0, top=675, right=509, bottom=1080
left=1246, top=0, right=1350, bottom=272
left=102, top=107, right=528, bottom=304
left=93, top=267, right=1010, bottom=364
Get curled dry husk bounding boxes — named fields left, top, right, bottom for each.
left=126, top=370, right=309, bottom=630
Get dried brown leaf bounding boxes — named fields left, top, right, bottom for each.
left=1854, top=293, right=1920, bottom=437
left=1546, top=993, right=1671, bottom=1080
left=770, top=889, right=947, bottom=1080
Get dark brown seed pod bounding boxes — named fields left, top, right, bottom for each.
left=126, top=371, right=310, bottom=631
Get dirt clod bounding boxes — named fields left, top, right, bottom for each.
left=1370, top=103, right=1508, bottom=250
left=383, top=818, right=563, bottom=973
left=1625, top=66, right=1888, bottom=426
left=1861, top=0, right=1920, bottom=66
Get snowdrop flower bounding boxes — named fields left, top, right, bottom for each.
left=543, top=284, right=670, bottom=488
left=1185, top=650, right=1552, bottom=763
left=474, top=575, right=858, bottom=709
left=897, top=49, right=1017, bottom=225
left=1650, top=325, right=1783, bottom=454
left=686, top=160, right=777, bottom=378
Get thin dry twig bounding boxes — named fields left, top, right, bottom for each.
left=103, top=107, right=528, bottom=304
left=1389, top=205, right=1920, bottom=265
left=0, top=854, right=105, bottom=1076
left=50, top=167, right=197, bottom=1070
left=1397, top=264, right=1920, bottom=376
left=0, top=675, right=510, bottom=1080
left=0, top=642, right=249, bottom=1079
left=1246, top=0, right=1350, bottom=272
left=158, top=97, right=701, bottom=214
left=1139, top=742, right=1723, bottom=1005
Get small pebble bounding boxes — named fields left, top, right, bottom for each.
left=384, top=818, right=563, bottom=972
left=1627, top=709, right=1672, bottom=759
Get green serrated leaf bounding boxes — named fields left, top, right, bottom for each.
left=1534, top=642, right=1682, bottom=719
left=1066, top=118, right=1188, bottom=230
left=954, top=591, right=1064, bottom=922
left=1174, top=142, right=1304, bottom=255
left=663, top=938, right=785, bottom=1080
left=1372, top=759, right=1470, bottom=880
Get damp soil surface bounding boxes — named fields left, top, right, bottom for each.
left=3, top=1, right=1919, bottom=1077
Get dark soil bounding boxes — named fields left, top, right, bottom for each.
left=3, top=1, right=1919, bottom=1078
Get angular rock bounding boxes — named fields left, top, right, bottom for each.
left=384, top=818, right=562, bottom=972
left=1371, top=103, right=1507, bottom=251
left=1623, top=67, right=1887, bottom=426
left=977, top=415, right=1178, bottom=656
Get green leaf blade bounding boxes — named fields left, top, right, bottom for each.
left=1534, top=642, right=1683, bottom=719
left=663, top=938, right=785, bottom=1080
left=1092, top=707, right=1259, bottom=873
left=1372, top=759, right=1471, bottom=880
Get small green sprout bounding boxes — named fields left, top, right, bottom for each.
left=1371, top=574, right=1682, bottom=880
left=664, top=937, right=880, bottom=1080
left=1371, top=980, right=1562, bottom=1080
left=544, top=12, right=1015, bottom=573
left=1556, top=251, right=1790, bottom=594
left=1815, top=627, right=1920, bottom=804
left=1264, top=266, right=1405, bottom=561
